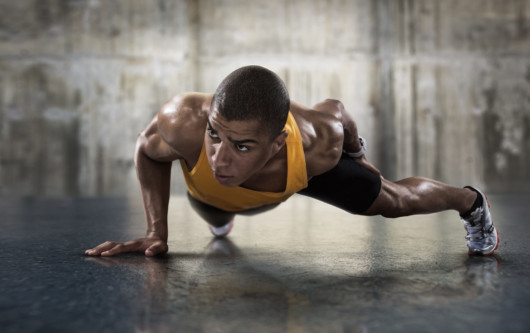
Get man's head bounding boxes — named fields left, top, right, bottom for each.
left=211, top=65, right=290, bottom=138
left=206, top=66, right=291, bottom=188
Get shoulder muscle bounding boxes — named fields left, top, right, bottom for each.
left=140, top=93, right=211, bottom=162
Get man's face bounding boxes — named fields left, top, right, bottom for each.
left=205, top=109, right=282, bottom=188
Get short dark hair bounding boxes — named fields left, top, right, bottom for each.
left=211, top=65, right=290, bottom=137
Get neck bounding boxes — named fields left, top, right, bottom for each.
left=239, top=145, right=288, bottom=192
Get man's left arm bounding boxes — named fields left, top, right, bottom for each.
left=313, top=99, right=383, bottom=178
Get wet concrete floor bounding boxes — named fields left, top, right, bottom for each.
left=1, top=194, right=530, bottom=332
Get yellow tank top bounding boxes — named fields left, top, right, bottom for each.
left=180, top=112, right=308, bottom=212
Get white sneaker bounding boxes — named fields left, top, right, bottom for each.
left=461, top=186, right=499, bottom=255
left=209, top=219, right=234, bottom=238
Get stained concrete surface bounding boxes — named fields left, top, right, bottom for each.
left=1, top=194, right=529, bottom=332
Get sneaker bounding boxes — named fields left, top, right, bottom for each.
left=461, top=186, right=499, bottom=255
left=209, top=219, right=234, bottom=238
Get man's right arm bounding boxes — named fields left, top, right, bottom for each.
left=84, top=114, right=181, bottom=256
left=85, top=94, right=207, bottom=257
left=133, top=115, right=181, bottom=255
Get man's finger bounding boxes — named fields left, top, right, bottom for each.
left=85, top=241, right=118, bottom=256
left=145, top=241, right=168, bottom=257
left=101, top=241, right=141, bottom=257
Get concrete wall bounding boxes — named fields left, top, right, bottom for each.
left=1, top=0, right=529, bottom=196
left=0, top=0, right=197, bottom=196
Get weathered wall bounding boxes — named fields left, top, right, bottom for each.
left=0, top=0, right=197, bottom=196
left=1, top=0, right=529, bottom=196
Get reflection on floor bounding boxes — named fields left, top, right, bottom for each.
left=1, top=194, right=529, bottom=332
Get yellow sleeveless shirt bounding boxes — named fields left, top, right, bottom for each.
left=180, top=112, right=308, bottom=212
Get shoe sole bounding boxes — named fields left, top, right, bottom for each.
left=468, top=228, right=499, bottom=256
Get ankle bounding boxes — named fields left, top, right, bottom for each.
left=460, top=187, right=482, bottom=218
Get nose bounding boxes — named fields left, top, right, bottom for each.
left=212, top=141, right=231, bottom=168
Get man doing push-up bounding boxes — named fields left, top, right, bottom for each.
left=85, top=65, right=499, bottom=257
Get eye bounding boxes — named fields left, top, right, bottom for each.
left=236, top=144, right=249, bottom=152
left=207, top=127, right=219, bottom=139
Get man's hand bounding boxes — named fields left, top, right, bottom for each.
left=354, top=155, right=383, bottom=179
left=85, top=236, right=168, bottom=257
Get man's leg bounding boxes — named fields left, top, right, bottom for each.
left=362, top=178, right=499, bottom=255
left=298, top=154, right=498, bottom=255
left=361, top=177, right=477, bottom=217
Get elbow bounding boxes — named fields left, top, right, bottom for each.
left=323, top=99, right=346, bottom=121
left=325, top=99, right=345, bottom=112
left=325, top=98, right=344, bottom=106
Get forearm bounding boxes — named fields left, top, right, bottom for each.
left=339, top=104, right=381, bottom=177
left=135, top=146, right=171, bottom=242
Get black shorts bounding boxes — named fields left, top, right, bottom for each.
left=297, top=153, right=382, bottom=214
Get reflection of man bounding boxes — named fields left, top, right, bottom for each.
left=86, top=239, right=500, bottom=331
left=85, top=65, right=499, bottom=257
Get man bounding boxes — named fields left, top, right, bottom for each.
left=85, top=65, right=499, bottom=257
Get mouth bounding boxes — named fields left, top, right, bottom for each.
left=213, top=171, right=233, bottom=184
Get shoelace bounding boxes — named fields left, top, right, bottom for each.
left=463, top=207, right=485, bottom=241
left=463, top=221, right=484, bottom=241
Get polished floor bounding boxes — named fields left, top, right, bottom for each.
left=1, top=194, right=530, bottom=332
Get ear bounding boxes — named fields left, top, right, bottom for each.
left=271, top=130, right=289, bottom=154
